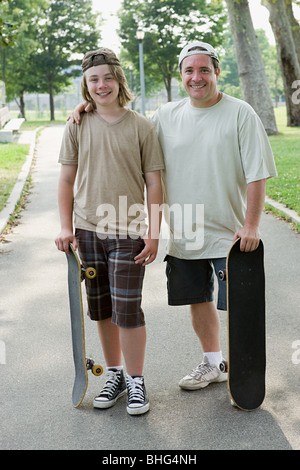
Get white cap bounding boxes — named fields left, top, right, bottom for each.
left=179, top=41, right=219, bottom=68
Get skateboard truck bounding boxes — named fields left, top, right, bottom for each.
left=81, top=266, right=96, bottom=281
left=218, top=269, right=226, bottom=281
left=86, top=358, right=103, bottom=377
left=219, top=360, right=228, bottom=373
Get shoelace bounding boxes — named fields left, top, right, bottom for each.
left=127, top=376, right=145, bottom=404
left=191, top=361, right=215, bottom=378
left=98, top=370, right=120, bottom=399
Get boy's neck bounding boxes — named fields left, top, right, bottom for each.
left=96, top=103, right=128, bottom=123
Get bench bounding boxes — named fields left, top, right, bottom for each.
left=0, top=106, right=10, bottom=128
left=4, top=118, right=25, bottom=132
left=0, top=109, right=25, bottom=142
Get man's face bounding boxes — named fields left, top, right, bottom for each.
left=180, top=54, right=220, bottom=108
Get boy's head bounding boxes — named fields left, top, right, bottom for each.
left=81, top=48, right=134, bottom=108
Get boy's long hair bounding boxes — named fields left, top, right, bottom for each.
left=81, top=64, right=134, bottom=109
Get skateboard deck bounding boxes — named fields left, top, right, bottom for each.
left=221, top=239, right=266, bottom=411
left=66, top=243, right=103, bottom=407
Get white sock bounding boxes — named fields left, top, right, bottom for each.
left=204, top=351, right=223, bottom=367
left=107, top=365, right=123, bottom=371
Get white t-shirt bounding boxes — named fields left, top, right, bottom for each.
left=152, top=94, right=277, bottom=259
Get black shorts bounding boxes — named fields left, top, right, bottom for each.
left=164, top=255, right=227, bottom=311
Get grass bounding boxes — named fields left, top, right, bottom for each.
left=0, top=110, right=68, bottom=214
left=20, top=120, right=65, bottom=130
left=267, top=107, right=300, bottom=215
left=0, top=143, right=30, bottom=212
left=9, top=109, right=68, bottom=129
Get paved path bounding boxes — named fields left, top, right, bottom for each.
left=0, top=125, right=299, bottom=451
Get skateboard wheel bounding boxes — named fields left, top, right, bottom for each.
left=92, top=364, right=103, bottom=376
left=86, top=267, right=96, bottom=279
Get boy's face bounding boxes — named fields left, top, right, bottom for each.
left=85, top=64, right=120, bottom=108
left=180, top=54, right=220, bottom=108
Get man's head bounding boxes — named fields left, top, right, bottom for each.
left=179, top=41, right=219, bottom=73
left=179, top=41, right=221, bottom=108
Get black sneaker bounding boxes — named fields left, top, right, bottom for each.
left=93, top=369, right=126, bottom=409
left=126, top=374, right=150, bottom=415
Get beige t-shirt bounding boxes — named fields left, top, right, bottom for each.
left=152, top=94, right=277, bottom=259
left=59, top=109, right=164, bottom=237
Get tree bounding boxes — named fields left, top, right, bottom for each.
left=118, top=0, right=227, bottom=102
left=218, top=29, right=284, bottom=105
left=262, top=0, right=300, bottom=127
left=225, top=0, right=278, bottom=135
left=0, top=0, right=17, bottom=47
left=217, top=32, right=242, bottom=99
left=0, top=0, right=18, bottom=106
left=3, top=0, right=47, bottom=118
left=286, top=0, right=300, bottom=61
left=28, top=0, right=101, bottom=120
left=256, top=29, right=284, bottom=106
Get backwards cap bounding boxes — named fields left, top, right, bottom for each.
left=82, top=48, right=121, bottom=72
left=179, top=41, right=219, bottom=68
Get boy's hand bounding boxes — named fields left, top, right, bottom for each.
left=55, top=229, right=77, bottom=254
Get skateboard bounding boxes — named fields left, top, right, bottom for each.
left=219, top=239, right=266, bottom=411
left=65, top=243, right=103, bottom=407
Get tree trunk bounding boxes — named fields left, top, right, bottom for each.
left=225, top=0, right=278, bottom=135
left=286, top=0, right=300, bottom=63
left=19, top=91, right=26, bottom=120
left=48, top=80, right=55, bottom=121
left=166, top=74, right=172, bottom=102
left=263, top=0, right=300, bottom=127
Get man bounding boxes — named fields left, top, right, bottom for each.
left=70, top=41, right=277, bottom=393
left=151, top=41, right=277, bottom=391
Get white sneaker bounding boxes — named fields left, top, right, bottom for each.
left=179, top=356, right=228, bottom=390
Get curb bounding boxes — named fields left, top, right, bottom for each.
left=0, top=129, right=39, bottom=235
left=265, top=196, right=300, bottom=226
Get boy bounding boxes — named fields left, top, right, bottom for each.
left=55, top=48, right=164, bottom=415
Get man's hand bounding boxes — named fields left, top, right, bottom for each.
left=234, top=179, right=266, bottom=252
left=134, top=236, right=159, bottom=266
left=233, top=225, right=260, bottom=252
left=67, top=101, right=92, bottom=124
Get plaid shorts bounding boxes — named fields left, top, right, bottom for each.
left=75, top=229, right=146, bottom=328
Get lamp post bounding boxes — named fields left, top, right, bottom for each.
left=136, top=27, right=146, bottom=116
left=129, top=63, right=135, bottom=110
